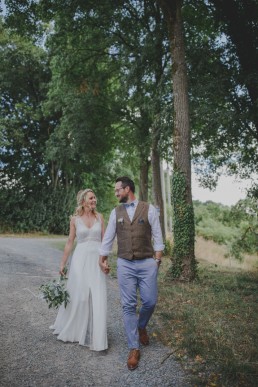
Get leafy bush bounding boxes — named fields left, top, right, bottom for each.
left=0, top=180, right=115, bottom=234
left=0, top=187, right=76, bottom=234
left=195, top=216, right=238, bottom=244
left=194, top=199, right=258, bottom=259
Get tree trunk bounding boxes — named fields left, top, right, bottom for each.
left=51, top=161, right=60, bottom=190
left=160, top=161, right=167, bottom=236
left=150, top=3, right=167, bottom=241
left=139, top=157, right=150, bottom=202
left=158, top=0, right=197, bottom=281
left=152, top=144, right=166, bottom=239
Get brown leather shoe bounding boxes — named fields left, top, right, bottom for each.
left=127, top=349, right=140, bottom=370
left=138, top=327, right=149, bottom=345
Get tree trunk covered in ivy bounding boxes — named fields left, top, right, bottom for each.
left=159, top=0, right=197, bottom=281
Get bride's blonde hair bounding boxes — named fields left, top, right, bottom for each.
left=74, top=188, right=97, bottom=217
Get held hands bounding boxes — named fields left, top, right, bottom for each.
left=99, top=257, right=110, bottom=275
left=155, top=252, right=162, bottom=268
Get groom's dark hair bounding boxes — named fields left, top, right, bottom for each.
left=116, top=176, right=135, bottom=193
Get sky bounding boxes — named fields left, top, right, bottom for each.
left=0, top=0, right=5, bottom=14
left=191, top=173, right=253, bottom=206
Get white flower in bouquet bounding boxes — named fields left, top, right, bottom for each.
left=40, top=267, right=70, bottom=309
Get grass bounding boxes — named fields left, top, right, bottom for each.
left=155, top=257, right=258, bottom=386
left=196, top=237, right=258, bottom=271
left=0, top=231, right=68, bottom=252
left=0, top=231, right=67, bottom=239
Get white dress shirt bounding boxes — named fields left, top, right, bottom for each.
left=99, top=200, right=165, bottom=256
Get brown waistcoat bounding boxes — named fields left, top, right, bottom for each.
left=115, top=201, right=154, bottom=260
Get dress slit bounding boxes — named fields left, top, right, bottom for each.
left=84, top=288, right=93, bottom=347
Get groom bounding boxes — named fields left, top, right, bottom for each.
left=99, top=176, right=164, bottom=370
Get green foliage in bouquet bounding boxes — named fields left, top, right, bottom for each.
left=40, top=267, right=70, bottom=309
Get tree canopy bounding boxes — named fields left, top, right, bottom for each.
left=1, top=0, right=257, bottom=244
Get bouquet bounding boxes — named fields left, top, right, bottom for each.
left=40, top=267, right=70, bottom=309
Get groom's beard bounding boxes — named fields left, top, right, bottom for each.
left=119, top=195, right=129, bottom=203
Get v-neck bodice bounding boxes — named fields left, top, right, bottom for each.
left=75, top=216, right=101, bottom=244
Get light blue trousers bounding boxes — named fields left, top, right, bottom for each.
left=117, top=257, right=158, bottom=349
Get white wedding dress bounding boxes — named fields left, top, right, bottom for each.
left=50, top=215, right=108, bottom=351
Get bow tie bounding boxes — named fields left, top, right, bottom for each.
left=124, top=202, right=135, bottom=208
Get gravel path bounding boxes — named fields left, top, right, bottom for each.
left=0, top=237, right=192, bottom=387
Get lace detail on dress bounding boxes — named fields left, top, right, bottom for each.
left=77, top=236, right=100, bottom=244
left=75, top=215, right=101, bottom=244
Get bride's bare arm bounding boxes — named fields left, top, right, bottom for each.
left=59, top=217, right=76, bottom=276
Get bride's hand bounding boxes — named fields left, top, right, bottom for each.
left=59, top=265, right=66, bottom=276
left=99, top=258, right=110, bottom=275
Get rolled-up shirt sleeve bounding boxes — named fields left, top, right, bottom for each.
left=99, top=209, right=117, bottom=256
left=148, top=204, right=165, bottom=252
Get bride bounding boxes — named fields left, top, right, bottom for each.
left=50, top=189, right=108, bottom=351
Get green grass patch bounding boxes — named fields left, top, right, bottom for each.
left=155, top=259, right=258, bottom=386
